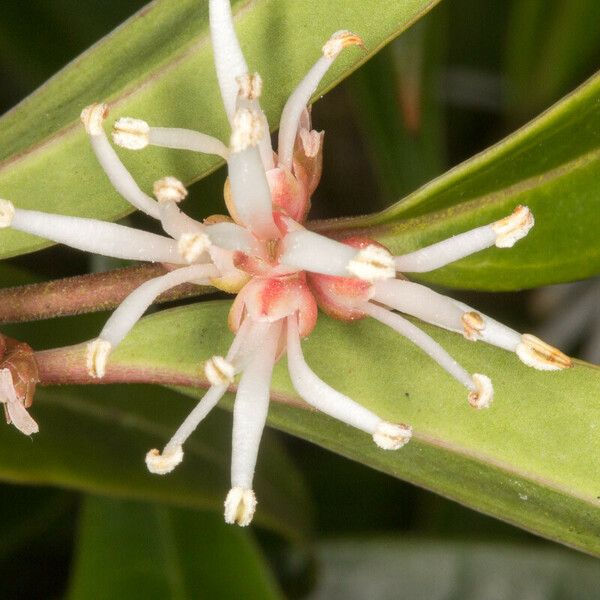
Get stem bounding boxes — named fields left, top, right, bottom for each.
left=34, top=344, right=308, bottom=410
left=0, top=264, right=214, bottom=323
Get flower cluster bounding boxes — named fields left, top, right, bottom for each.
left=0, top=0, right=571, bottom=526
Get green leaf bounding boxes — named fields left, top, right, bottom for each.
left=0, top=0, right=440, bottom=259
left=312, top=538, right=600, bottom=599
left=319, top=70, right=600, bottom=290
left=98, top=301, right=600, bottom=555
left=67, top=496, right=283, bottom=600
left=0, top=384, right=311, bottom=541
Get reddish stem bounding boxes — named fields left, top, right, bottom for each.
left=0, top=264, right=213, bottom=323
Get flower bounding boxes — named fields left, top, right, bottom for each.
left=0, top=0, right=571, bottom=526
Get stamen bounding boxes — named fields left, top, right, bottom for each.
left=468, top=374, right=494, bottom=409
left=230, top=108, right=264, bottom=152
left=461, top=311, right=485, bottom=341
left=493, top=205, right=534, bottom=248
left=0, top=199, right=15, bottom=227
left=287, top=315, right=411, bottom=445
left=147, top=128, right=229, bottom=159
left=112, top=117, right=150, bottom=149
left=178, top=232, right=212, bottom=263
left=204, top=355, right=235, bottom=386
left=363, top=302, right=475, bottom=390
left=153, top=177, right=188, bottom=204
left=394, top=206, right=534, bottom=273
left=279, top=229, right=358, bottom=276
left=97, top=264, right=218, bottom=353
left=81, top=104, right=160, bottom=219
left=10, top=208, right=184, bottom=263
left=236, top=73, right=263, bottom=100
left=209, top=0, right=249, bottom=121
left=80, top=102, right=108, bottom=136
left=278, top=30, right=363, bottom=169
left=372, top=421, right=412, bottom=450
left=86, top=338, right=112, bottom=378
left=322, top=30, right=365, bottom=59
left=145, top=445, right=184, bottom=475
left=516, top=334, right=572, bottom=370
left=230, top=322, right=280, bottom=504
left=347, top=244, right=395, bottom=282
left=224, top=487, right=256, bottom=527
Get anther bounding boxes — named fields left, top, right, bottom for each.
left=322, top=30, right=365, bottom=59
left=86, top=338, right=112, bottom=379
left=204, top=355, right=235, bottom=386
left=153, top=177, right=188, bottom=204
left=112, top=117, right=150, bottom=150
left=461, top=311, right=485, bottom=341
left=347, top=245, right=395, bottom=282
left=493, top=205, right=534, bottom=248
left=468, top=374, right=494, bottom=409
left=80, top=102, right=109, bottom=136
left=236, top=73, right=263, bottom=99
left=516, top=334, right=572, bottom=371
left=224, top=487, right=257, bottom=527
left=372, top=421, right=412, bottom=450
left=145, top=445, right=184, bottom=475
left=177, top=232, right=212, bottom=263
left=0, top=199, right=15, bottom=228
left=230, top=108, right=264, bottom=152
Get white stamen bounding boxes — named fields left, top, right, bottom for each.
left=394, top=225, right=496, bottom=273
left=153, top=177, right=188, bottom=204
left=224, top=487, right=256, bottom=527
left=468, top=373, right=494, bottom=409
left=299, top=128, right=322, bottom=158
left=145, top=446, right=184, bottom=475
left=209, top=0, right=249, bottom=121
left=80, top=102, right=108, bottom=136
left=204, top=221, right=259, bottom=254
left=374, top=281, right=523, bottom=353
left=178, top=232, right=212, bottom=263
left=287, top=315, right=386, bottom=434
left=227, top=146, right=278, bottom=239
left=204, top=355, right=235, bottom=386
left=10, top=209, right=184, bottom=263
left=230, top=322, right=280, bottom=493
left=147, top=127, right=229, bottom=159
left=363, top=302, right=475, bottom=390
left=86, top=338, right=112, bottom=378
left=279, top=229, right=358, bottom=276
left=236, top=73, right=263, bottom=100
left=278, top=30, right=363, bottom=169
left=493, top=205, right=534, bottom=248
left=230, top=108, right=264, bottom=152
left=98, top=264, right=218, bottom=349
left=0, top=199, right=15, bottom=227
left=0, top=369, right=39, bottom=435
left=112, top=117, right=150, bottom=150
left=372, top=421, right=412, bottom=450
left=516, top=334, right=572, bottom=371
left=461, top=311, right=485, bottom=341
left=158, top=202, right=206, bottom=240
left=347, top=244, right=395, bottom=282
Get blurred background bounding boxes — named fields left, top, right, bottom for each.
left=0, top=0, right=599, bottom=598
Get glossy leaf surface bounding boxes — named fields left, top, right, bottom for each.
left=89, top=301, right=600, bottom=555
left=0, top=0, right=439, bottom=258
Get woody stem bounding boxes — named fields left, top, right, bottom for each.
left=0, top=264, right=214, bottom=323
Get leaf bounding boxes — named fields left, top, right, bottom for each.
left=88, top=301, right=600, bottom=555
left=0, top=0, right=441, bottom=259
left=67, top=496, right=283, bottom=600
left=318, top=70, right=600, bottom=290
left=0, top=384, right=311, bottom=541
left=311, top=538, right=600, bottom=599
